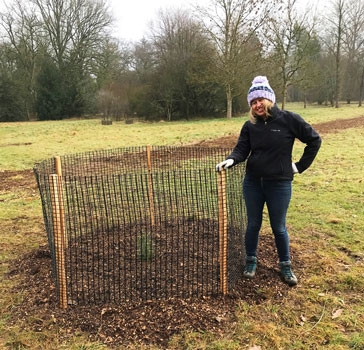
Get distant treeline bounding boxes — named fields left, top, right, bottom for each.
left=1, top=0, right=363, bottom=122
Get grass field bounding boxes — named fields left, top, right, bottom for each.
left=1, top=102, right=363, bottom=170
left=1, top=103, right=364, bottom=349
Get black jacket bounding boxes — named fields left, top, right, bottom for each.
left=227, top=105, right=322, bottom=180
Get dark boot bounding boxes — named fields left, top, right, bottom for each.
left=243, top=256, right=257, bottom=278
left=279, top=261, right=298, bottom=286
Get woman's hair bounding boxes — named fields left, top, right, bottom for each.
left=248, top=99, right=274, bottom=123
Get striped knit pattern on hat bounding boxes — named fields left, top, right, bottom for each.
left=247, top=76, right=276, bottom=106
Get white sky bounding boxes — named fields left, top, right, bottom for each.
left=108, top=0, right=324, bottom=42
left=0, top=0, right=327, bottom=43
left=107, top=0, right=204, bottom=42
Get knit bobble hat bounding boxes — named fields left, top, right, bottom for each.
left=247, top=76, right=276, bottom=106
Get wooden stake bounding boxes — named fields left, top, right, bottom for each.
left=54, top=156, right=62, bottom=177
left=54, top=156, right=67, bottom=248
left=50, top=174, right=68, bottom=309
left=217, top=169, right=228, bottom=295
left=146, top=145, right=155, bottom=227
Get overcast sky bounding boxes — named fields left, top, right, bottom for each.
left=0, top=0, right=325, bottom=42
left=108, top=0, right=323, bottom=42
left=107, top=0, right=205, bottom=41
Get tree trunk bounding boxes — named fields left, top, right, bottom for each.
left=167, top=105, right=172, bottom=121
left=226, top=85, right=232, bottom=119
left=334, top=0, right=344, bottom=109
left=281, top=81, right=288, bottom=110
left=281, top=92, right=286, bottom=110
left=304, top=92, right=307, bottom=109
left=359, top=68, right=364, bottom=107
left=335, top=54, right=341, bottom=109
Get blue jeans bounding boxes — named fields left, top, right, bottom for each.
left=243, top=175, right=292, bottom=262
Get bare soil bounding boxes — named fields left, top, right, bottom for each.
left=3, top=116, right=364, bottom=348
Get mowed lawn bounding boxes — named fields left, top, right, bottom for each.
left=1, top=103, right=364, bottom=349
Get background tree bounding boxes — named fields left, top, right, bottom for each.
left=93, top=38, right=134, bottom=119
left=293, top=33, right=322, bottom=107
left=1, top=0, right=364, bottom=122
left=341, top=0, right=364, bottom=105
left=322, top=0, right=347, bottom=108
left=30, top=0, right=112, bottom=118
left=150, top=9, right=219, bottom=120
left=35, top=54, right=66, bottom=120
left=0, top=42, right=27, bottom=121
left=265, top=0, right=319, bottom=109
left=128, top=39, right=159, bottom=118
left=196, top=0, right=278, bottom=118
left=0, top=0, right=41, bottom=119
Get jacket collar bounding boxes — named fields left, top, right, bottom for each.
left=270, top=104, right=280, bottom=116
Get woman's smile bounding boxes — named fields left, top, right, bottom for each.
left=251, top=98, right=266, bottom=117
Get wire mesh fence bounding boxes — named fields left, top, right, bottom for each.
left=33, top=146, right=247, bottom=307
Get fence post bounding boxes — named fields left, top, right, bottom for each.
left=146, top=145, right=156, bottom=227
left=50, top=173, right=68, bottom=309
left=217, top=169, right=228, bottom=295
left=54, top=156, right=67, bottom=248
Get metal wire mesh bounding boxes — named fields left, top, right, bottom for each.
left=34, top=146, right=246, bottom=306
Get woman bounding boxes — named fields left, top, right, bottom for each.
left=216, top=76, right=321, bottom=286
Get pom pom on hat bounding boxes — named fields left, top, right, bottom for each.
left=247, top=76, right=276, bottom=106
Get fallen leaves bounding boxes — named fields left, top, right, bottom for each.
left=332, top=308, right=344, bottom=319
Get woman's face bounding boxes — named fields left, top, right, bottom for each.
left=251, top=98, right=266, bottom=117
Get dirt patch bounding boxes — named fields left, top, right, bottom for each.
left=196, top=115, right=364, bottom=148
left=0, top=142, right=32, bottom=147
left=0, top=169, right=37, bottom=192
left=3, top=116, right=364, bottom=348
left=312, top=115, right=364, bottom=134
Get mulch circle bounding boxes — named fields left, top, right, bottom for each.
left=7, top=233, right=299, bottom=348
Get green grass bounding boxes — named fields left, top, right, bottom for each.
left=291, top=128, right=364, bottom=251
left=1, top=117, right=241, bottom=170
left=1, top=102, right=363, bottom=170
left=1, top=103, right=364, bottom=349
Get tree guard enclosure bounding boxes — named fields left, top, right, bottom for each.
left=33, top=146, right=247, bottom=308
